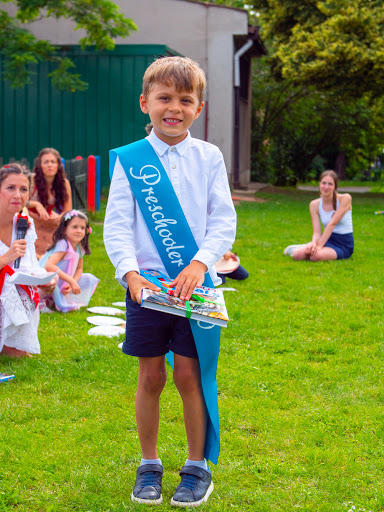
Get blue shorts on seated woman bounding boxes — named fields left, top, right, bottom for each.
left=324, top=232, right=354, bottom=260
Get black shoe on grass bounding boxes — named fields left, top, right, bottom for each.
left=171, top=465, right=213, bottom=507
left=131, top=464, right=163, bottom=505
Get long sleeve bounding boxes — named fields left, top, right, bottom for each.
left=192, top=148, right=237, bottom=270
left=104, top=131, right=237, bottom=286
left=103, top=157, right=139, bottom=287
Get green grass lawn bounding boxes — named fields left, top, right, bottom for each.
left=1, top=190, right=384, bottom=512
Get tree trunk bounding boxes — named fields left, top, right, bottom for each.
left=334, top=151, right=346, bottom=179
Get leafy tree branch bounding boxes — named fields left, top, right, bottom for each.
left=0, top=0, right=136, bottom=90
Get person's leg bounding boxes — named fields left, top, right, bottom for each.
left=284, top=243, right=306, bottom=257
left=135, top=356, right=167, bottom=459
left=309, top=247, right=337, bottom=261
left=292, top=244, right=311, bottom=261
left=0, top=346, right=31, bottom=358
left=217, top=273, right=226, bottom=284
left=173, top=354, right=206, bottom=460
left=126, top=297, right=173, bottom=505
left=227, top=264, right=249, bottom=281
left=132, top=356, right=166, bottom=505
left=171, top=354, right=213, bottom=507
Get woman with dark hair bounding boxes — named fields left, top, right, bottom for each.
left=28, top=148, right=72, bottom=256
left=284, top=170, right=354, bottom=261
left=0, top=164, right=50, bottom=357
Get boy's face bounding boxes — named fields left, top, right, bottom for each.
left=140, top=82, right=204, bottom=146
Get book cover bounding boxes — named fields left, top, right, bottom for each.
left=0, top=373, right=15, bottom=383
left=140, top=270, right=228, bottom=327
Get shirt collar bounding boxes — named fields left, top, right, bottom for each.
left=147, top=130, right=191, bottom=156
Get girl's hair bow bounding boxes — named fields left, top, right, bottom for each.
left=64, top=210, right=80, bottom=221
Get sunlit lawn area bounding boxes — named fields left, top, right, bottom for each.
left=1, top=189, right=384, bottom=511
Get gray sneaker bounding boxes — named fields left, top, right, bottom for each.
left=131, top=464, right=163, bottom=505
left=283, top=244, right=304, bottom=257
left=171, top=465, right=213, bottom=507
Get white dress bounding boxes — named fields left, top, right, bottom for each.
left=39, top=239, right=99, bottom=312
left=0, top=215, right=47, bottom=354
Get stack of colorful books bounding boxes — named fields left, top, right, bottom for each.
left=140, top=270, right=229, bottom=327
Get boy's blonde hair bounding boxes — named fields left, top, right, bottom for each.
left=142, top=56, right=206, bottom=104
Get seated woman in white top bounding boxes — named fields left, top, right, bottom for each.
left=287, top=170, right=354, bottom=261
left=0, top=164, right=53, bottom=358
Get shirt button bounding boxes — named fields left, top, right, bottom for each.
left=171, top=147, right=175, bottom=152
left=172, top=164, right=176, bottom=169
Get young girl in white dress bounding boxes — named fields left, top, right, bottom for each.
left=40, top=210, right=99, bottom=312
left=0, top=164, right=51, bottom=358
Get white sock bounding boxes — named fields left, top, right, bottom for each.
left=185, top=459, right=209, bottom=472
left=140, top=458, right=162, bottom=466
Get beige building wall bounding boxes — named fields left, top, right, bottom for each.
left=4, top=0, right=250, bottom=180
left=116, top=0, right=249, bottom=173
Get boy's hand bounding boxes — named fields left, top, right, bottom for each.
left=126, top=271, right=160, bottom=303
left=169, top=260, right=207, bottom=301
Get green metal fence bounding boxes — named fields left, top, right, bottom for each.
left=64, top=158, right=88, bottom=210
left=0, top=45, right=180, bottom=189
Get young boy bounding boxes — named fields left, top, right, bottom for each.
left=104, top=56, right=236, bottom=507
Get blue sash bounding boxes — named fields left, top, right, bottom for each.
left=110, top=139, right=221, bottom=464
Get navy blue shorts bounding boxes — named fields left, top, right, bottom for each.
left=122, top=289, right=198, bottom=359
left=324, top=232, right=354, bottom=260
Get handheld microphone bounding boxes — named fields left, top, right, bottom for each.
left=14, top=217, right=29, bottom=269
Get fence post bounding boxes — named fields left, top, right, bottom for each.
left=88, top=155, right=96, bottom=213
left=95, top=155, right=101, bottom=211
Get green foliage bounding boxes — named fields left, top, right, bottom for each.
left=251, top=0, right=384, bottom=99
left=0, top=0, right=137, bottom=90
left=48, top=57, right=88, bottom=91
left=1, top=193, right=384, bottom=511
left=251, top=53, right=384, bottom=184
left=203, top=0, right=246, bottom=8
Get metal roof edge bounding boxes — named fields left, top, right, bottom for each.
left=170, top=0, right=247, bottom=15
left=57, top=44, right=182, bottom=57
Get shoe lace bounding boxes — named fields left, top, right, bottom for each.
left=180, top=473, right=199, bottom=490
left=141, top=471, right=160, bottom=488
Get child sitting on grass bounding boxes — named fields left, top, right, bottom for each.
left=104, top=56, right=236, bottom=507
left=40, top=210, right=98, bottom=312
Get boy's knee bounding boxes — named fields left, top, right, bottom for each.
left=139, top=368, right=167, bottom=394
left=173, top=365, right=200, bottom=394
